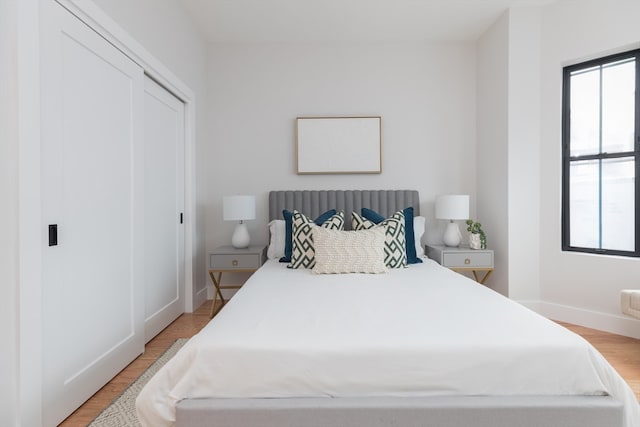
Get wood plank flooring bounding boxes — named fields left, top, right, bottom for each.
left=558, top=321, right=640, bottom=400
left=59, top=302, right=640, bottom=426
left=59, top=301, right=213, bottom=426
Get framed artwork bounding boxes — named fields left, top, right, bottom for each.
left=296, top=116, right=382, bottom=174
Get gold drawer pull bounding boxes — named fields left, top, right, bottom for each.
left=232, top=259, right=238, bottom=266
left=465, top=258, right=471, bottom=265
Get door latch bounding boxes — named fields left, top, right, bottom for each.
left=49, top=224, right=58, bottom=246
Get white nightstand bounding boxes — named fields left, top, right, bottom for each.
left=425, top=244, right=494, bottom=285
left=208, top=245, right=266, bottom=318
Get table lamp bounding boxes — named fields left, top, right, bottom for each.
left=223, top=195, right=256, bottom=249
left=435, top=194, right=469, bottom=247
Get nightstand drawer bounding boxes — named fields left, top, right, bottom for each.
left=442, top=251, right=493, bottom=268
left=209, top=253, right=261, bottom=270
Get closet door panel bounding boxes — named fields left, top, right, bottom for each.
left=143, top=76, right=185, bottom=342
left=40, top=2, right=144, bottom=425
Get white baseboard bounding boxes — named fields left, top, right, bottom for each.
left=193, top=286, right=208, bottom=313
left=516, top=300, right=542, bottom=313
left=517, top=299, right=640, bottom=340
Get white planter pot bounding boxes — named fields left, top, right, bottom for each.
left=469, top=233, right=482, bottom=249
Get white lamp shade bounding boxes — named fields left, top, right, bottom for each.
left=223, top=195, right=256, bottom=221
left=435, top=195, right=469, bottom=220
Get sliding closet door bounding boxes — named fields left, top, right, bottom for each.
left=143, top=76, right=185, bottom=342
left=40, top=2, right=144, bottom=425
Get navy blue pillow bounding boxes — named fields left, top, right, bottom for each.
left=361, top=206, right=422, bottom=264
left=279, top=209, right=337, bottom=263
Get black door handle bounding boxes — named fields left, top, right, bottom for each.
left=49, top=224, right=57, bottom=246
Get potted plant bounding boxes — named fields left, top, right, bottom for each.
left=465, top=219, right=486, bottom=249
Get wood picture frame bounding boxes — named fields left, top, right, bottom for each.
left=296, top=116, right=382, bottom=174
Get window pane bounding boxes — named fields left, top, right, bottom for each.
left=569, top=160, right=600, bottom=248
left=602, top=158, right=635, bottom=251
left=570, top=68, right=600, bottom=156
left=563, top=50, right=638, bottom=256
left=602, top=60, right=635, bottom=153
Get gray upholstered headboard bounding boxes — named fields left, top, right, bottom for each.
left=269, top=190, right=420, bottom=230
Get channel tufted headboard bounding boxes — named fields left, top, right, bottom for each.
left=268, top=190, right=420, bottom=230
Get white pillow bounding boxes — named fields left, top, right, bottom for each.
left=312, top=227, right=388, bottom=274
left=267, top=219, right=286, bottom=259
left=414, top=216, right=426, bottom=257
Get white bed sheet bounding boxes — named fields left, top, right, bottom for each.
left=136, top=259, right=640, bottom=427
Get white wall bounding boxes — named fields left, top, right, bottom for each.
left=89, top=0, right=206, bottom=91
left=476, top=12, right=509, bottom=296
left=205, top=42, right=478, bottom=278
left=89, top=0, right=209, bottom=304
left=0, top=0, right=19, bottom=424
left=539, top=0, right=640, bottom=338
left=8, top=0, right=43, bottom=424
left=477, top=7, right=542, bottom=300
left=506, top=7, right=541, bottom=303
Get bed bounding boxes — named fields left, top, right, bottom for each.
left=136, top=190, right=640, bottom=427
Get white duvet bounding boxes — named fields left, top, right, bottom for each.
left=136, top=259, right=640, bottom=426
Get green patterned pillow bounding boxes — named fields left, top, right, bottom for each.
left=289, top=210, right=345, bottom=269
left=352, top=211, right=407, bottom=268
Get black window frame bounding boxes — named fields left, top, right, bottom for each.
left=561, top=48, right=640, bottom=258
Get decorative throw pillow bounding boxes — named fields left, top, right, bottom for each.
left=414, top=215, right=426, bottom=258
left=280, top=209, right=336, bottom=263
left=362, top=207, right=422, bottom=264
left=352, top=211, right=407, bottom=268
left=289, top=210, right=345, bottom=269
left=312, top=227, right=388, bottom=274
left=267, top=219, right=286, bottom=259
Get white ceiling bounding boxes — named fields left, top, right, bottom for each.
left=179, top=0, right=553, bottom=44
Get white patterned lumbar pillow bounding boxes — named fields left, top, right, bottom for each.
left=312, top=227, right=388, bottom=274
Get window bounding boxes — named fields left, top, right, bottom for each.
left=562, top=49, right=640, bottom=257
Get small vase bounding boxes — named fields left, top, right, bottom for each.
left=469, top=233, right=481, bottom=250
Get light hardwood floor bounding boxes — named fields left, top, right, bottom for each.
left=60, top=302, right=640, bottom=426
left=59, top=301, right=213, bottom=427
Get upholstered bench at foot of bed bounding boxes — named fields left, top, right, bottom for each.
left=176, top=395, right=623, bottom=427
left=621, top=290, right=640, bottom=319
